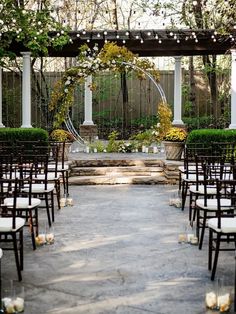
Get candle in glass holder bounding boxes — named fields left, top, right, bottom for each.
left=142, top=145, right=146, bottom=153
left=205, top=291, right=217, bottom=310
left=46, top=233, right=54, bottom=245
left=94, top=148, right=97, bottom=153
left=35, top=234, right=46, bottom=245
left=178, top=234, right=187, bottom=243
left=60, top=198, right=66, bottom=207
left=13, top=297, right=24, bottom=312
left=66, top=198, right=73, bottom=206
left=190, top=236, right=198, bottom=245
left=218, top=293, right=231, bottom=312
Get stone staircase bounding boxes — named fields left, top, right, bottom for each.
left=68, top=158, right=181, bottom=185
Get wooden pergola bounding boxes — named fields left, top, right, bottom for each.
left=3, top=28, right=236, bottom=130
left=9, top=29, right=236, bottom=57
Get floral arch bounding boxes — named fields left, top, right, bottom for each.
left=49, top=42, right=167, bottom=139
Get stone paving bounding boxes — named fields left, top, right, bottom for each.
left=1, top=184, right=236, bottom=314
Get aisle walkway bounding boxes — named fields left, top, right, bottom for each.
left=2, top=185, right=235, bottom=314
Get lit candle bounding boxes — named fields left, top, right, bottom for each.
left=35, top=234, right=46, bottom=245
left=60, top=198, right=66, bottom=207
left=94, top=148, right=97, bottom=153
left=66, top=198, right=73, bottom=206
left=153, top=146, right=158, bottom=153
left=205, top=291, right=217, bottom=309
left=142, top=145, right=146, bottom=153
left=86, top=146, right=90, bottom=153
left=187, top=233, right=195, bottom=242
left=145, top=147, right=149, bottom=153
left=13, top=297, right=24, bottom=312
left=46, top=233, right=54, bottom=244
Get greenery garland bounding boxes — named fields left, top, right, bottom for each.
left=49, top=42, right=160, bottom=127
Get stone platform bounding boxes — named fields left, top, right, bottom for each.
left=68, top=152, right=182, bottom=185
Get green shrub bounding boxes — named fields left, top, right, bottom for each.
left=187, top=129, right=236, bottom=145
left=0, top=128, right=48, bottom=143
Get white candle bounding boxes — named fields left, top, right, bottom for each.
left=187, top=233, right=195, bottom=242
left=46, top=233, right=54, bottom=244
left=66, top=198, right=73, bottom=206
left=13, top=297, right=24, bottom=312
left=35, top=234, right=46, bottom=245
left=86, top=146, right=90, bottom=153
left=60, top=198, right=66, bottom=207
left=153, top=146, right=158, bottom=153
left=145, top=147, right=149, bottom=153
left=142, top=145, right=146, bottom=153
left=94, top=148, right=97, bottom=153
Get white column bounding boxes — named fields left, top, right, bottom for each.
left=229, top=49, right=236, bottom=129
left=21, top=52, right=32, bottom=128
left=172, top=56, right=184, bottom=126
left=83, top=75, right=94, bottom=125
left=0, top=67, right=5, bottom=127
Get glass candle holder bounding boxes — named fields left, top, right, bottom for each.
left=45, top=226, right=55, bottom=245
left=217, top=278, right=231, bottom=312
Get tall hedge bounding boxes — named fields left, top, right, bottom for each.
left=187, top=129, right=236, bottom=145
left=0, top=128, right=48, bottom=142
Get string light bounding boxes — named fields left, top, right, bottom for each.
left=158, top=39, right=162, bottom=44
left=116, top=35, right=119, bottom=39
left=140, top=38, right=144, bottom=43
left=104, top=31, right=107, bottom=35
left=125, top=31, right=129, bottom=36
left=123, top=40, right=126, bottom=44
left=76, top=33, right=80, bottom=37
left=97, top=33, right=101, bottom=38
left=155, top=34, right=158, bottom=39
left=147, top=31, right=151, bottom=36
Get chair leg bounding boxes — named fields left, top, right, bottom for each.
left=45, top=195, right=52, bottom=227
left=19, top=229, right=24, bottom=271
left=12, top=233, right=22, bottom=281
left=211, top=233, right=221, bottom=281
left=182, top=181, right=188, bottom=211
left=50, top=191, right=54, bottom=222
left=66, top=170, right=69, bottom=196
left=178, top=171, right=182, bottom=192
left=55, top=181, right=61, bottom=210
left=29, top=210, right=36, bottom=250
left=199, top=211, right=207, bottom=250
left=208, top=229, right=213, bottom=271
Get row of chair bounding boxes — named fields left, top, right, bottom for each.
left=179, top=143, right=236, bottom=283
left=0, top=140, right=70, bottom=281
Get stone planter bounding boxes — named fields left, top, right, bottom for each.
left=162, top=141, right=184, bottom=160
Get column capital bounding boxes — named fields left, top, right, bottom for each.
left=21, top=51, right=31, bottom=57
left=174, top=56, right=182, bottom=62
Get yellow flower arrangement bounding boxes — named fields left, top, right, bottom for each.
left=163, top=127, right=187, bottom=142
left=50, top=129, right=75, bottom=142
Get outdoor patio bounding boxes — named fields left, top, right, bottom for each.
left=2, top=183, right=235, bottom=314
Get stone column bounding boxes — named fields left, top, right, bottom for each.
left=83, top=75, right=94, bottom=125
left=21, top=52, right=32, bottom=128
left=80, top=75, right=98, bottom=140
left=172, top=56, right=184, bottom=126
left=0, top=67, right=5, bottom=127
left=229, top=49, right=236, bottom=129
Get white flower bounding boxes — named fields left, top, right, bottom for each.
left=93, top=46, right=98, bottom=51
left=64, top=88, right=68, bottom=93
left=65, top=80, right=70, bottom=85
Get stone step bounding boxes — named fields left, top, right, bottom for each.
left=70, top=166, right=164, bottom=177
left=69, top=174, right=168, bottom=185
left=73, top=159, right=164, bottom=167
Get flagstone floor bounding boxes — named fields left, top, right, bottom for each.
left=1, top=184, right=235, bottom=314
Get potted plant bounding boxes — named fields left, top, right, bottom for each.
left=50, top=129, right=75, bottom=161
left=162, top=127, right=187, bottom=160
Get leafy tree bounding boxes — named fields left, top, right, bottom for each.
left=151, top=0, right=236, bottom=119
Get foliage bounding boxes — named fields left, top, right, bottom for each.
left=106, top=131, right=121, bottom=152
left=50, top=129, right=74, bottom=142
left=89, top=140, right=106, bottom=153
left=187, top=129, right=236, bottom=145
left=0, top=127, right=48, bottom=142
left=157, top=101, right=172, bottom=140
left=183, top=114, right=230, bottom=132
left=49, top=42, right=160, bottom=127
left=0, top=1, right=70, bottom=62
left=129, top=129, right=155, bottom=147
left=163, top=127, right=187, bottom=142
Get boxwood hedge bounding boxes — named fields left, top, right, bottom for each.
left=187, top=129, right=236, bottom=145
left=0, top=128, right=48, bottom=142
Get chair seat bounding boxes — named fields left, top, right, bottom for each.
left=4, top=197, right=41, bottom=209
left=196, top=198, right=232, bottom=211
left=189, top=185, right=216, bottom=195
left=48, top=163, right=69, bottom=171
left=33, top=173, right=60, bottom=181
left=182, top=174, right=204, bottom=182
left=178, top=165, right=196, bottom=173
left=0, top=217, right=25, bottom=232
left=208, top=217, right=236, bottom=233
left=22, top=183, right=54, bottom=193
